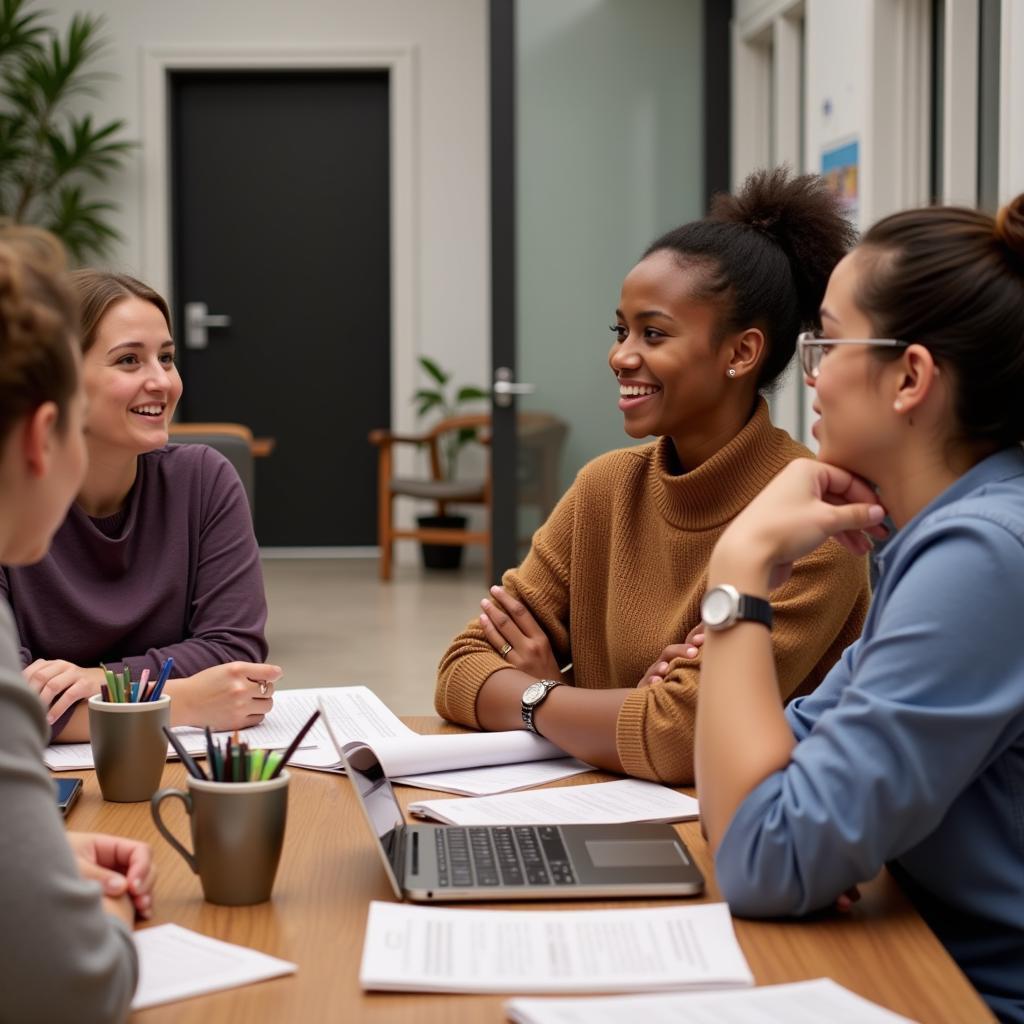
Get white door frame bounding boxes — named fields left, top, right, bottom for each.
left=140, top=47, right=419, bottom=440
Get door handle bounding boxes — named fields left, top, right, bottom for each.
left=493, top=366, right=536, bottom=408
left=184, top=301, right=232, bottom=350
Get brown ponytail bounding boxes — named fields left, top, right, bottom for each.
left=856, top=194, right=1024, bottom=448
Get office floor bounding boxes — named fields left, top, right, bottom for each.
left=262, top=557, right=486, bottom=714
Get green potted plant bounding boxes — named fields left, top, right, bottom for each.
left=0, top=0, right=134, bottom=260
left=413, top=355, right=488, bottom=569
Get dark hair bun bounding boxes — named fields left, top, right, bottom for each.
left=709, top=167, right=857, bottom=328
left=995, top=193, right=1024, bottom=267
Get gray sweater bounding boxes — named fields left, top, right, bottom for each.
left=0, top=601, right=137, bottom=1023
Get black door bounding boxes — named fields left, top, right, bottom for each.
left=171, top=70, right=390, bottom=546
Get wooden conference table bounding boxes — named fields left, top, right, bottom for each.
left=64, top=716, right=994, bottom=1024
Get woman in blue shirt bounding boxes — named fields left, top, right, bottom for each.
left=695, top=193, right=1024, bottom=1022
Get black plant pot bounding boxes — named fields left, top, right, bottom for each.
left=416, top=514, right=468, bottom=570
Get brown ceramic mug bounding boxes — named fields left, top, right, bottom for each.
left=88, top=693, right=171, bottom=802
left=150, top=772, right=290, bottom=905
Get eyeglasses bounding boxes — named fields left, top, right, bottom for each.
left=797, top=331, right=909, bottom=379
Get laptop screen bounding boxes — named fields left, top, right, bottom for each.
left=343, top=741, right=406, bottom=841
left=320, top=717, right=407, bottom=899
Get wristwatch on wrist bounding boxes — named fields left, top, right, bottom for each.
left=521, top=679, right=563, bottom=735
left=701, top=584, right=773, bottom=632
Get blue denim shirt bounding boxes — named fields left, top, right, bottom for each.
left=716, top=447, right=1024, bottom=1023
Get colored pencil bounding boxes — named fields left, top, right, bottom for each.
left=162, top=726, right=207, bottom=780
left=148, top=657, right=173, bottom=701
left=268, top=709, right=321, bottom=779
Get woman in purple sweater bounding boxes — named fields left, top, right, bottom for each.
left=0, top=271, right=279, bottom=741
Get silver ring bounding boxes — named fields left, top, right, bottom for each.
left=259, top=680, right=269, bottom=696
left=499, top=642, right=513, bottom=657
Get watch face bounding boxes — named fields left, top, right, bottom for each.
left=522, top=682, right=547, bottom=706
left=702, top=587, right=735, bottom=627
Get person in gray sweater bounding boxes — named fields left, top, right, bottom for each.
left=0, top=227, right=154, bottom=1022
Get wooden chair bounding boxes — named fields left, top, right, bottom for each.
left=169, top=422, right=256, bottom=512
left=368, top=414, right=492, bottom=580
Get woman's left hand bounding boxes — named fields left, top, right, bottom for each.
left=714, top=458, right=888, bottom=588
left=479, top=586, right=563, bottom=680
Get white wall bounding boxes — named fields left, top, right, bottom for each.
left=516, top=0, right=704, bottom=492
left=49, top=0, right=490, bottom=430
left=803, top=1, right=866, bottom=229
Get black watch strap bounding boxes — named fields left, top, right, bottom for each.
left=736, top=594, right=773, bottom=630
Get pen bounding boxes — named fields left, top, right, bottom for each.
left=231, top=741, right=242, bottom=783
left=249, top=748, right=266, bottom=781
left=261, top=751, right=283, bottom=781
left=162, top=726, right=207, bottom=780
left=205, top=726, right=220, bottom=782
left=102, top=665, right=120, bottom=703
left=100, top=683, right=110, bottom=702
left=138, top=668, right=152, bottom=703
left=269, top=709, right=321, bottom=780
left=148, top=657, right=173, bottom=702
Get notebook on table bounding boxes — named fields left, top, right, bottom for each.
left=325, top=722, right=705, bottom=903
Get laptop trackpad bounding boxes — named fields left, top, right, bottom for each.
left=563, top=824, right=699, bottom=886
left=586, top=839, right=687, bottom=868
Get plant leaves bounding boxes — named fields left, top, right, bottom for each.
left=418, top=354, right=449, bottom=386
left=456, top=385, right=487, bottom=403
left=0, top=5, right=131, bottom=257
left=414, top=392, right=443, bottom=418
left=45, top=183, right=121, bottom=262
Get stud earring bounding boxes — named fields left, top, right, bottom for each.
left=894, top=400, right=904, bottom=411
left=727, top=368, right=737, bottom=378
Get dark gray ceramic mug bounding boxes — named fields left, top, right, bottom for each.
left=88, top=694, right=170, bottom=802
left=150, top=772, right=290, bottom=905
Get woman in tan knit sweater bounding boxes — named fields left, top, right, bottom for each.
left=435, top=169, right=871, bottom=785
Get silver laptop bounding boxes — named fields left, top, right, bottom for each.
left=333, top=737, right=705, bottom=902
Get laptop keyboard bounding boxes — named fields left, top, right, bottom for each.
left=433, top=825, right=576, bottom=889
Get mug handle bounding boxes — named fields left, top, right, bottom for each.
left=150, top=787, right=198, bottom=874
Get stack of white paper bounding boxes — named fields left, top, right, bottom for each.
left=360, top=901, right=753, bottom=994
left=504, top=978, right=919, bottom=1023
left=132, top=924, right=296, bottom=1009
left=271, top=688, right=593, bottom=795
left=408, top=778, right=699, bottom=826
left=44, top=714, right=316, bottom=771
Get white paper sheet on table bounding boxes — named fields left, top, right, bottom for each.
left=359, top=900, right=753, bottom=994
left=407, top=778, right=699, bottom=825
left=132, top=924, right=296, bottom=1009
left=262, top=688, right=592, bottom=795
left=504, top=978, right=919, bottom=1024
left=392, top=757, right=593, bottom=796
left=43, top=710, right=318, bottom=771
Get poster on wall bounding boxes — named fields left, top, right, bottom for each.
left=821, top=138, right=859, bottom=227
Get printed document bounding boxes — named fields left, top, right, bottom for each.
left=360, top=900, right=753, bottom=994
left=408, top=778, right=699, bottom=825
left=504, top=978, right=919, bottom=1024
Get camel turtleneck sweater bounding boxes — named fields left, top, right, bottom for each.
left=435, top=400, right=871, bottom=784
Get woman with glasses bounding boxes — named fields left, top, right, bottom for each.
left=697, top=195, right=1024, bottom=1022
left=435, top=168, right=871, bottom=785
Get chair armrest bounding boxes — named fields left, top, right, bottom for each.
left=368, top=428, right=431, bottom=447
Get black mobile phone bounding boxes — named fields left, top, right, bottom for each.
left=54, top=777, right=83, bottom=817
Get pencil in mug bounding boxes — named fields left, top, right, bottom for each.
left=268, top=709, right=321, bottom=780
left=162, top=726, right=207, bottom=781
left=148, top=657, right=173, bottom=702
left=138, top=668, right=152, bottom=703
left=101, top=665, right=121, bottom=703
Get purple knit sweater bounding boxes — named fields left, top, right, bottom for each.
left=0, top=444, right=268, bottom=732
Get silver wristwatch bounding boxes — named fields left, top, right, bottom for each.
left=701, top=584, right=773, bottom=632
left=521, top=679, right=563, bottom=735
